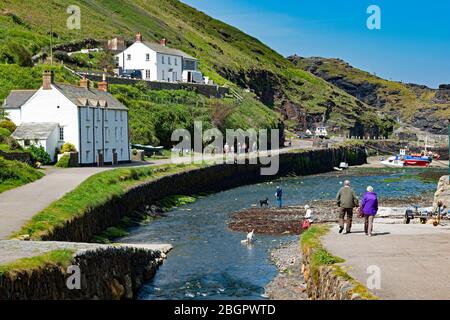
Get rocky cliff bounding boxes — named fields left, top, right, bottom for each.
left=289, top=56, right=449, bottom=135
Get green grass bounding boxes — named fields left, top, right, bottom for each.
left=55, top=154, right=70, bottom=168
left=14, top=163, right=205, bottom=239
left=0, top=156, right=44, bottom=193
left=301, top=225, right=378, bottom=300
left=0, top=249, right=74, bottom=276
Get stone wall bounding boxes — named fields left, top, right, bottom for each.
left=302, top=246, right=359, bottom=300
left=0, top=150, right=31, bottom=164
left=0, top=245, right=165, bottom=300
left=40, top=147, right=367, bottom=242
left=84, top=74, right=229, bottom=98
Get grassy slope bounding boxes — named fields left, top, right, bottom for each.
left=292, top=57, right=450, bottom=128
left=0, top=156, right=44, bottom=193
left=0, top=0, right=385, bottom=132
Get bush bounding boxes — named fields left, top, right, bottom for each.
left=60, top=142, right=77, bottom=153
left=0, top=41, right=33, bottom=67
left=0, top=127, right=11, bottom=137
left=28, top=145, right=52, bottom=165
left=4, top=136, right=21, bottom=150
left=55, top=155, right=70, bottom=168
left=0, top=120, right=16, bottom=133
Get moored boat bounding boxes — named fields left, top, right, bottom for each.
left=380, top=156, right=405, bottom=168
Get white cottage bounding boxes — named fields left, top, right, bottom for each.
left=116, top=33, right=202, bottom=83
left=3, top=71, right=131, bottom=165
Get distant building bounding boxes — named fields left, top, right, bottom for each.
left=2, top=71, right=130, bottom=165
left=115, top=32, right=202, bottom=83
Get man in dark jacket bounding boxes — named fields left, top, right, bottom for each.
left=336, top=180, right=358, bottom=234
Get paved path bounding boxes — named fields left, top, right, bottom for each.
left=0, top=167, right=114, bottom=239
left=322, top=223, right=450, bottom=300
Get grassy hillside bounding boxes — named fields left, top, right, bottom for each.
left=290, top=56, right=449, bottom=135
left=0, top=156, right=44, bottom=193
left=0, top=0, right=390, bottom=135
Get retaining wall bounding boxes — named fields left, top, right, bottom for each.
left=0, top=245, right=165, bottom=300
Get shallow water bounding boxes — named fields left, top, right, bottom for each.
left=120, top=169, right=443, bottom=300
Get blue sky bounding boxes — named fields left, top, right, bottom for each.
left=182, top=0, right=450, bottom=88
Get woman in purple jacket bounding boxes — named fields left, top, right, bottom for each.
left=360, top=186, right=378, bottom=236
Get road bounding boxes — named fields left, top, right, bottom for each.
left=322, top=223, right=450, bottom=300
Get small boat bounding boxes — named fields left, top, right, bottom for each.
left=402, top=155, right=431, bottom=167
left=380, top=156, right=405, bottom=168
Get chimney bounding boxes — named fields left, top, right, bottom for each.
left=80, top=77, right=89, bottom=89
left=136, top=32, right=142, bottom=42
left=42, top=71, right=54, bottom=90
left=160, top=38, right=167, bottom=46
left=98, top=74, right=108, bottom=92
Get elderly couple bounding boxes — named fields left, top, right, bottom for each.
left=336, top=180, right=378, bottom=236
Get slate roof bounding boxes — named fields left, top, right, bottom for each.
left=12, top=122, right=59, bottom=140
left=54, top=83, right=128, bottom=110
left=142, top=41, right=197, bottom=60
left=3, top=90, right=37, bottom=109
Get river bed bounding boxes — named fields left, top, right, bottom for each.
left=120, top=168, right=445, bottom=300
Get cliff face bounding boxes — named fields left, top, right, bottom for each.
left=290, top=56, right=449, bottom=135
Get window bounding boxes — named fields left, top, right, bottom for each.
left=24, top=139, right=31, bottom=146
left=120, top=127, right=123, bottom=141
left=115, top=127, right=118, bottom=141
left=86, top=150, right=90, bottom=161
left=175, top=58, right=178, bottom=66
left=146, top=53, right=150, bottom=61
left=173, top=72, right=177, bottom=81
left=120, top=111, right=123, bottom=121
left=162, top=56, right=165, bottom=64
left=115, top=110, right=118, bottom=121
left=127, top=54, right=131, bottom=60
left=86, top=126, right=91, bottom=143
left=86, top=107, right=90, bottom=121
left=96, top=108, right=100, bottom=121
left=104, top=111, right=108, bottom=122
left=162, top=70, right=165, bottom=80
left=105, top=127, right=109, bottom=143
left=168, top=56, right=171, bottom=65
left=146, top=70, right=151, bottom=79
left=95, top=126, right=99, bottom=143
left=59, top=127, right=64, bottom=141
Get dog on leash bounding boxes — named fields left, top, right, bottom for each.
left=259, top=197, right=269, bottom=207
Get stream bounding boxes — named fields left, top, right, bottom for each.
left=120, top=168, right=444, bottom=300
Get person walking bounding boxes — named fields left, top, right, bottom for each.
left=275, top=186, right=283, bottom=208
left=336, top=180, right=358, bottom=234
left=360, top=186, right=378, bottom=236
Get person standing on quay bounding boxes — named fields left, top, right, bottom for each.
left=275, top=186, right=283, bottom=208
left=360, top=186, right=378, bottom=236
left=336, top=180, right=358, bottom=234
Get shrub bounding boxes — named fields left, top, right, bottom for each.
left=4, top=136, right=21, bottom=150
left=0, top=127, right=11, bottom=137
left=28, top=145, right=52, bottom=165
left=0, top=120, right=16, bottom=133
left=0, top=41, right=33, bottom=67
left=55, top=155, right=70, bottom=168
left=60, top=142, right=77, bottom=153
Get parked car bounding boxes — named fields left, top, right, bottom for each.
left=122, top=70, right=142, bottom=79
left=315, top=127, right=328, bottom=138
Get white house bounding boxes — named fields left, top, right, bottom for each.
left=115, top=33, right=202, bottom=83
left=3, top=71, right=131, bottom=165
